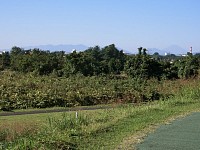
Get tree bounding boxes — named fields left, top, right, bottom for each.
left=174, top=55, right=199, bottom=79
left=10, top=47, right=24, bottom=71
left=2, top=52, right=10, bottom=69
left=125, top=47, right=163, bottom=79
left=138, top=47, right=142, bottom=55
left=101, top=44, right=125, bottom=74
left=143, top=48, right=147, bottom=55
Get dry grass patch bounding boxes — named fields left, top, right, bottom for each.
left=0, top=121, right=38, bottom=142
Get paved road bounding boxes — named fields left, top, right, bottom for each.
left=136, top=112, right=200, bottom=150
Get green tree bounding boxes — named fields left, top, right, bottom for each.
left=125, top=47, right=163, bottom=79
left=174, top=55, right=199, bottom=79
left=63, top=44, right=125, bottom=76
left=1, top=52, right=10, bottom=69
left=10, top=46, right=24, bottom=71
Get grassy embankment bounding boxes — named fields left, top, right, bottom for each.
left=0, top=74, right=200, bottom=149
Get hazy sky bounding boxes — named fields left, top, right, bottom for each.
left=0, top=0, right=200, bottom=52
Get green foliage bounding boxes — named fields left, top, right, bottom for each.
left=174, top=55, right=199, bottom=79
left=2, top=78, right=200, bottom=149
left=1, top=44, right=200, bottom=111
left=1, top=45, right=200, bottom=80
left=0, top=71, right=171, bottom=111
left=9, top=47, right=65, bottom=75
left=124, top=48, right=163, bottom=79
left=63, top=44, right=125, bottom=76
left=1, top=44, right=200, bottom=149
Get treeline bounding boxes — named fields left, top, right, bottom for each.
left=0, top=44, right=199, bottom=79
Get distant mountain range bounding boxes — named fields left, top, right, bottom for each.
left=147, top=48, right=166, bottom=55
left=162, top=45, right=187, bottom=55
left=148, top=45, right=189, bottom=55
left=23, top=44, right=89, bottom=53
left=23, top=44, right=133, bottom=54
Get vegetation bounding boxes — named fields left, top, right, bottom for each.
left=0, top=44, right=200, bottom=110
left=1, top=78, right=200, bottom=149
left=0, top=70, right=188, bottom=111
left=0, top=44, right=200, bottom=149
left=0, top=44, right=199, bottom=79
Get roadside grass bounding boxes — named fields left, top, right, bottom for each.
left=0, top=79, right=200, bottom=149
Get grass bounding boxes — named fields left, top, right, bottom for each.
left=1, top=100, right=200, bottom=149
left=1, top=78, right=200, bottom=149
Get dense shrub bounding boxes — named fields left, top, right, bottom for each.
left=0, top=72, right=174, bottom=110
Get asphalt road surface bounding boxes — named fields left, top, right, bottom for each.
left=136, top=112, right=200, bottom=150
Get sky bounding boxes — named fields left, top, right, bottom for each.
left=0, top=0, right=200, bottom=53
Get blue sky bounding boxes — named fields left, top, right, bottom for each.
left=0, top=0, right=200, bottom=53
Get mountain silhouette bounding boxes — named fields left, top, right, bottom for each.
left=23, top=44, right=89, bottom=52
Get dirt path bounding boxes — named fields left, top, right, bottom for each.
left=136, top=112, right=200, bottom=150
left=0, top=105, right=112, bottom=117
